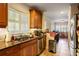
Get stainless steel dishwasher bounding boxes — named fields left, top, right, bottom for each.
left=33, top=30, right=44, bottom=55
left=37, top=37, right=44, bottom=54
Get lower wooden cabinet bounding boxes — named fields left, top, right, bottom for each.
left=0, top=39, right=37, bottom=56
left=0, top=36, right=47, bottom=56
left=0, top=50, right=7, bottom=56
left=6, top=46, right=20, bottom=56
left=20, top=42, right=33, bottom=56
left=0, top=45, right=20, bottom=56
left=32, top=43, right=37, bottom=56
left=20, top=45, right=33, bottom=56
left=20, top=39, right=37, bottom=56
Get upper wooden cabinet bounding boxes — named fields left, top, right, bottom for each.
left=0, top=3, right=8, bottom=28
left=29, top=8, right=42, bottom=29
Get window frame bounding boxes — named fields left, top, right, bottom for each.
left=7, top=8, right=29, bottom=34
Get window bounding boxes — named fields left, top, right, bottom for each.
left=54, top=22, right=68, bottom=32
left=20, top=13, right=29, bottom=33
left=7, top=8, right=29, bottom=34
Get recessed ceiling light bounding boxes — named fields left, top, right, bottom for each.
left=60, top=11, right=64, bottom=14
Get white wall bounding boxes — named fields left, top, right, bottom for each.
left=42, top=13, right=46, bottom=30
left=50, top=21, right=55, bottom=31
left=46, top=18, right=51, bottom=31
left=42, top=12, right=52, bottom=31
left=42, top=12, right=51, bottom=31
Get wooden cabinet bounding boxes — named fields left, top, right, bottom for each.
left=32, top=43, right=37, bottom=55
left=0, top=45, right=20, bottom=56
left=20, top=39, right=37, bottom=56
left=0, top=36, right=47, bottom=56
left=37, top=13, right=42, bottom=28
left=32, top=40, right=37, bottom=56
left=6, top=45, right=20, bottom=56
left=20, top=45, right=33, bottom=56
left=30, top=8, right=42, bottom=29
left=0, top=50, right=7, bottom=56
left=20, top=41, right=33, bottom=56
left=0, top=3, right=8, bottom=28
left=0, top=39, right=37, bottom=56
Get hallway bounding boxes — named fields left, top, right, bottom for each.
left=40, top=38, right=70, bottom=56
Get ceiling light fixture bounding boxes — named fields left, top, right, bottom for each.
left=60, top=11, right=64, bottom=14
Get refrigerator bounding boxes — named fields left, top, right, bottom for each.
left=70, top=14, right=79, bottom=56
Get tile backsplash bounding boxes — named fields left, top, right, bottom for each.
left=0, top=28, right=12, bottom=42
left=0, top=28, right=7, bottom=41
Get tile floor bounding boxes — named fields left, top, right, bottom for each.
left=40, top=38, right=71, bottom=56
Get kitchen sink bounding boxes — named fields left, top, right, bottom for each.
left=14, top=35, right=30, bottom=41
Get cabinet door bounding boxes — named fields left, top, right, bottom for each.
left=5, top=45, right=20, bottom=56
left=25, top=45, right=33, bottom=56
left=32, top=39, right=37, bottom=56
left=20, top=41, right=33, bottom=56
left=32, top=43, right=37, bottom=56
left=0, top=45, right=20, bottom=56
left=30, top=10, right=36, bottom=28
left=30, top=9, right=42, bottom=29
left=22, top=45, right=32, bottom=56
left=30, top=10, right=39, bottom=28
left=0, top=3, right=8, bottom=27
left=20, top=39, right=37, bottom=56
left=37, top=13, right=42, bottom=29
left=0, top=50, right=7, bottom=56
left=34, top=12, right=39, bottom=28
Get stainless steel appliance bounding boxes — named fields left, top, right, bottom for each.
left=34, top=30, right=44, bottom=55
left=70, top=14, right=79, bottom=56
left=70, top=15, right=76, bottom=56
left=37, top=37, right=43, bottom=54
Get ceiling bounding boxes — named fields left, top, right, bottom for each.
left=26, top=3, right=70, bottom=21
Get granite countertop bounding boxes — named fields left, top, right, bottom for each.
left=0, top=37, right=37, bottom=50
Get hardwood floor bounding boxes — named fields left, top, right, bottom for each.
left=40, top=38, right=70, bottom=56
left=56, top=38, right=70, bottom=56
